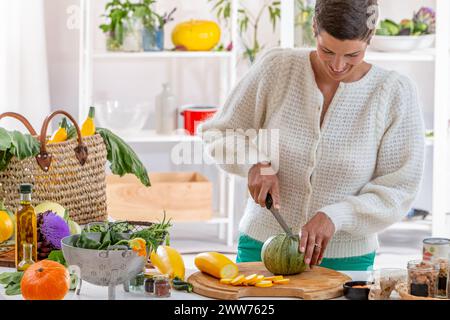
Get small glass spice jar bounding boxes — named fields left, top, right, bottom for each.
left=154, top=274, right=171, bottom=298
left=436, top=258, right=448, bottom=298
left=144, top=272, right=159, bottom=296
left=407, top=260, right=439, bottom=298
left=129, top=271, right=145, bottom=293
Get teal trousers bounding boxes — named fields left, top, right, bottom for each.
left=236, top=233, right=375, bottom=271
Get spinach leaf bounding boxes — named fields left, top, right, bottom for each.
left=47, top=250, right=67, bottom=267
left=98, top=240, right=111, bottom=250
left=0, top=271, right=24, bottom=296
left=97, top=127, right=151, bottom=187
left=110, top=230, right=128, bottom=245
left=5, top=283, right=22, bottom=296
left=75, top=231, right=102, bottom=249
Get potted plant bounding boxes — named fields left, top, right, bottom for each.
left=134, top=0, right=176, bottom=52
left=295, top=0, right=316, bottom=48
left=208, top=0, right=281, bottom=64
left=100, top=0, right=143, bottom=52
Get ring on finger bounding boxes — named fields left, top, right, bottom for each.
left=314, top=243, right=322, bottom=250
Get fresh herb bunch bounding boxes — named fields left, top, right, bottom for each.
left=131, top=211, right=172, bottom=252
left=74, top=213, right=171, bottom=253
left=87, top=221, right=134, bottom=233
left=133, top=0, right=159, bottom=30
left=134, top=0, right=176, bottom=31
left=99, top=0, right=136, bottom=50
left=208, top=0, right=281, bottom=63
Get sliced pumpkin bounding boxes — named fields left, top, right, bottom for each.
left=255, top=280, right=274, bottom=288
left=220, top=278, right=233, bottom=285
left=231, top=275, right=245, bottom=286
left=274, top=278, right=290, bottom=284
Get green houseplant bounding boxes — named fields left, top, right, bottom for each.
left=134, top=0, right=176, bottom=51
left=100, top=0, right=136, bottom=51
left=295, top=0, right=315, bottom=48
left=208, top=0, right=281, bottom=64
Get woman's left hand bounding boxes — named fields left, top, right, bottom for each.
left=299, top=212, right=336, bottom=266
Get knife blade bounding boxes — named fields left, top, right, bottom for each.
left=265, top=194, right=294, bottom=237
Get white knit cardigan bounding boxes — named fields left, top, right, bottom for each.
left=200, top=48, right=425, bottom=258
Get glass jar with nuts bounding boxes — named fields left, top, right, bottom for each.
left=407, top=260, right=439, bottom=298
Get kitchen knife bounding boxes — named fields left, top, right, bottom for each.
left=265, top=194, right=294, bottom=237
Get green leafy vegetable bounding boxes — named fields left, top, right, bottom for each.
left=47, top=250, right=67, bottom=267
left=97, top=127, right=151, bottom=187
left=131, top=211, right=171, bottom=252
left=75, top=231, right=102, bottom=249
left=66, top=124, right=151, bottom=187
left=0, top=271, right=24, bottom=296
left=0, top=128, right=40, bottom=171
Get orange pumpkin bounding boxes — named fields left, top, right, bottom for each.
left=21, top=260, right=70, bottom=300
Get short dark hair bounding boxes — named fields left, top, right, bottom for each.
left=314, top=0, right=378, bottom=42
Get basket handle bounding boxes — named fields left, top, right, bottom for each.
left=0, top=112, right=38, bottom=136
left=38, top=110, right=88, bottom=172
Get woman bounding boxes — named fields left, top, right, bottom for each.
left=200, top=0, right=425, bottom=271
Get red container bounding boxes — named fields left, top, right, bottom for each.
left=180, top=105, right=218, bottom=135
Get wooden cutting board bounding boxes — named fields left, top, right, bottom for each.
left=188, top=262, right=352, bottom=300
left=0, top=246, right=15, bottom=268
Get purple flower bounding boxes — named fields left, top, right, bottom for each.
left=41, top=211, right=71, bottom=249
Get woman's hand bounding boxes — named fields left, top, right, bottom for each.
left=248, top=162, right=280, bottom=209
left=299, top=212, right=336, bottom=266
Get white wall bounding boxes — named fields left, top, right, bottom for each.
left=44, top=0, right=439, bottom=239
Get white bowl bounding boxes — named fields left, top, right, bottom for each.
left=95, top=100, right=151, bottom=135
left=370, top=34, right=435, bottom=52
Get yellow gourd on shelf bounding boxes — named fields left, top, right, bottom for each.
left=150, top=245, right=185, bottom=280
left=194, top=252, right=239, bottom=279
left=172, top=20, right=221, bottom=51
left=81, top=106, right=96, bottom=137
left=48, top=118, right=68, bottom=144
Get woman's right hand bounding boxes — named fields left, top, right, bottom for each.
left=248, top=162, right=280, bottom=209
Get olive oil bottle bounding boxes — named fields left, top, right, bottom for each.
left=15, top=184, right=37, bottom=269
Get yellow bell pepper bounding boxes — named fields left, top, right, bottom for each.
left=81, top=106, right=96, bottom=137
left=150, top=245, right=185, bottom=280
left=172, top=20, right=221, bottom=51
left=48, top=117, right=68, bottom=144
left=194, top=252, right=238, bottom=279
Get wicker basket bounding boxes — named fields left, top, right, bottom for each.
left=0, top=110, right=108, bottom=224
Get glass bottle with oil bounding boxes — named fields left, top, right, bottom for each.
left=15, top=183, right=37, bottom=269
left=17, top=243, right=35, bottom=271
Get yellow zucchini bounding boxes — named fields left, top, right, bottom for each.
left=194, top=252, right=239, bottom=279
left=255, top=280, right=274, bottom=288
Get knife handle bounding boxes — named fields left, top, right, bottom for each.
left=265, top=193, right=274, bottom=210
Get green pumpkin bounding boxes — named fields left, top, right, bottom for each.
left=261, top=233, right=307, bottom=275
